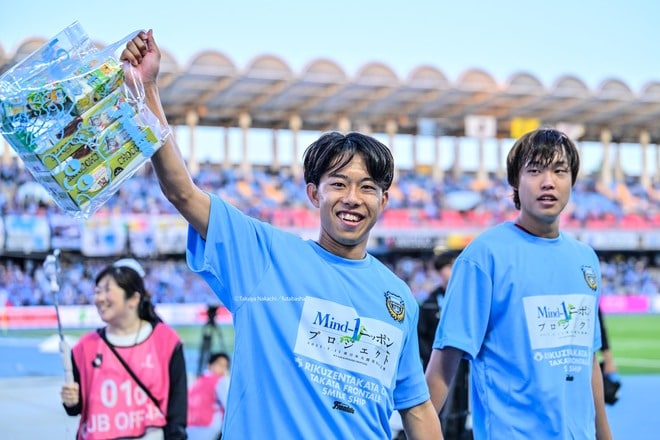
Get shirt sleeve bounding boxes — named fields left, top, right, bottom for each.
left=393, top=301, right=430, bottom=410
left=186, top=195, right=274, bottom=311
left=164, top=342, right=188, bottom=440
left=434, top=257, right=492, bottom=359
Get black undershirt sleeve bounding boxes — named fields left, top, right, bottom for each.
left=599, top=307, right=610, bottom=351
left=164, top=342, right=188, bottom=440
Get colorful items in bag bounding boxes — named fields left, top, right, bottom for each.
left=48, top=115, right=159, bottom=209
left=3, top=58, right=125, bottom=151
left=0, top=22, right=166, bottom=218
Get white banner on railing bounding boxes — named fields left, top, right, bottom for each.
left=81, top=216, right=127, bottom=256
left=4, top=215, right=50, bottom=253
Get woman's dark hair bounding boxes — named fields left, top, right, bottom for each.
left=506, top=128, right=580, bottom=209
left=95, top=264, right=161, bottom=323
left=208, top=352, right=231, bottom=367
left=303, top=131, right=394, bottom=190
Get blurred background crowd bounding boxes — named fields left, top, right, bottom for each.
left=0, top=245, right=657, bottom=307
left=0, top=160, right=657, bottom=307
left=2, top=159, right=659, bottom=228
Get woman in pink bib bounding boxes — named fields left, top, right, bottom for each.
left=60, top=259, right=188, bottom=440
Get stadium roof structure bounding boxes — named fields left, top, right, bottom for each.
left=2, top=37, right=660, bottom=144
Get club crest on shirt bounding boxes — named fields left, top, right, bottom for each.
left=581, top=265, right=598, bottom=291
left=384, top=291, right=405, bottom=322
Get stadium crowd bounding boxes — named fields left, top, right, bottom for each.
left=0, top=159, right=657, bottom=307
left=1, top=158, right=659, bottom=228
left=0, top=249, right=657, bottom=307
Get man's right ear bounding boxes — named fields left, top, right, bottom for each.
left=306, top=183, right=320, bottom=208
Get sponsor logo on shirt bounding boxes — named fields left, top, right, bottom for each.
left=294, top=297, right=403, bottom=385
left=332, top=400, right=355, bottom=414
left=140, top=354, right=155, bottom=369
left=523, top=294, right=596, bottom=350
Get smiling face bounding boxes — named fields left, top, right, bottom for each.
left=307, top=153, right=389, bottom=259
left=210, top=355, right=230, bottom=376
left=94, top=273, right=139, bottom=327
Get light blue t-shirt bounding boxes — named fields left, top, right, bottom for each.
left=187, top=195, right=428, bottom=439
left=434, top=222, right=602, bottom=440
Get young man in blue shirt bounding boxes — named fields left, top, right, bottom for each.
left=121, top=30, right=441, bottom=440
left=425, top=128, right=612, bottom=439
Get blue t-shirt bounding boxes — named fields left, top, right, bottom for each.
left=187, top=195, right=428, bottom=439
left=434, top=222, right=602, bottom=440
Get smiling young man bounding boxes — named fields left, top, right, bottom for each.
left=425, top=128, right=612, bottom=439
left=121, top=30, right=441, bottom=439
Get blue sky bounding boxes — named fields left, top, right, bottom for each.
left=1, top=0, right=658, bottom=174
left=2, top=0, right=658, bottom=90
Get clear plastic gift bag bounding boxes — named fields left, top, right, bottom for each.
left=0, top=22, right=169, bottom=218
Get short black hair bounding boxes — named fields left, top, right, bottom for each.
left=433, top=250, right=459, bottom=271
left=506, top=128, right=580, bottom=210
left=302, top=131, right=394, bottom=191
left=208, top=352, right=230, bottom=366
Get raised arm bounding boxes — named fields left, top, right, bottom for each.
left=120, top=30, right=211, bottom=239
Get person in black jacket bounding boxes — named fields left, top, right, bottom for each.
left=418, top=250, right=472, bottom=439
left=418, top=250, right=458, bottom=368
left=599, top=306, right=622, bottom=405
